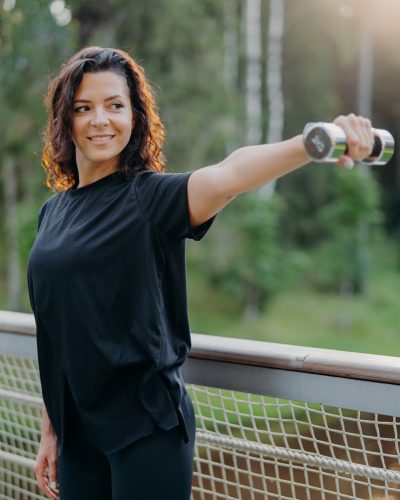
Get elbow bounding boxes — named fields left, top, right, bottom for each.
left=218, top=152, right=250, bottom=198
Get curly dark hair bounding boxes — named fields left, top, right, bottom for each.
left=42, top=46, right=166, bottom=191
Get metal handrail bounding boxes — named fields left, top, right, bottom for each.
left=2, top=309, right=400, bottom=384
left=2, top=309, right=400, bottom=498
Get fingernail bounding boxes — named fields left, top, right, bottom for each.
left=344, top=160, right=354, bottom=170
left=50, top=481, right=57, bottom=489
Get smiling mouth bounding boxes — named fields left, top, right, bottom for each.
left=88, top=135, right=115, bottom=144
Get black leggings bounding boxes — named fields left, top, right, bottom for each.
left=57, top=384, right=196, bottom=500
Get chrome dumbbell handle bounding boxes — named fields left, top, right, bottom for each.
left=303, top=122, right=395, bottom=166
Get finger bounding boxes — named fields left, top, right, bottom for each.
left=333, top=114, right=345, bottom=127
left=48, top=458, right=59, bottom=492
left=335, top=113, right=374, bottom=161
left=49, top=480, right=59, bottom=492
left=356, top=117, right=370, bottom=156
left=34, top=459, right=57, bottom=498
left=45, top=482, right=59, bottom=499
left=346, top=113, right=367, bottom=159
left=361, top=116, right=374, bottom=156
left=334, top=114, right=361, bottom=160
left=34, top=460, right=48, bottom=493
left=336, top=154, right=354, bottom=170
left=357, top=116, right=374, bottom=158
left=41, top=477, right=54, bottom=499
left=45, top=477, right=59, bottom=498
left=47, top=475, right=60, bottom=495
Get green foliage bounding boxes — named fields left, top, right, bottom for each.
left=283, top=1, right=341, bottom=137
left=319, top=167, right=381, bottom=234
left=1, top=0, right=397, bottom=317
left=299, top=167, right=383, bottom=293
left=0, top=0, right=75, bottom=304
left=110, top=0, right=237, bottom=170
left=193, top=191, right=295, bottom=317
left=0, top=0, right=74, bottom=155
left=188, top=239, right=400, bottom=356
left=276, top=0, right=390, bottom=296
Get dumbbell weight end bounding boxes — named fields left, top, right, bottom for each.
left=303, top=122, right=394, bottom=166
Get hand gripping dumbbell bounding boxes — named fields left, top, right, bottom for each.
left=303, top=122, right=395, bottom=165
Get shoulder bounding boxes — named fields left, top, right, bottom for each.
left=37, top=192, right=61, bottom=227
left=135, top=168, right=192, bottom=182
left=41, top=192, right=61, bottom=212
left=134, top=169, right=192, bottom=195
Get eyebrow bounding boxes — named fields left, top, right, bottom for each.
left=73, top=95, right=126, bottom=104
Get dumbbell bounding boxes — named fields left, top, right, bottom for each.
left=303, top=122, right=395, bottom=165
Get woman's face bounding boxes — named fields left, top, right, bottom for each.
left=71, top=71, right=134, bottom=171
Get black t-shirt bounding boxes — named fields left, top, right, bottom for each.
left=27, top=169, right=217, bottom=454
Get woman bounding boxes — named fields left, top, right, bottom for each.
left=27, top=46, right=374, bottom=500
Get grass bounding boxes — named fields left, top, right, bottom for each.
left=187, top=239, right=400, bottom=357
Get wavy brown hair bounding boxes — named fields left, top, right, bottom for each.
left=42, top=46, right=166, bottom=191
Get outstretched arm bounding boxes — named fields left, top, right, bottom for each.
left=187, top=114, right=374, bottom=227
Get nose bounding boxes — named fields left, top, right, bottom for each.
left=90, top=107, right=110, bottom=127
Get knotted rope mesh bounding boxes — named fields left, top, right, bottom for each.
left=188, top=384, right=400, bottom=499
left=1, top=352, right=399, bottom=499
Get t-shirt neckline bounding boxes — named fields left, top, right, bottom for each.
left=66, top=171, right=123, bottom=197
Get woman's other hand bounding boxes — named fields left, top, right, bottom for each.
left=33, top=433, right=60, bottom=499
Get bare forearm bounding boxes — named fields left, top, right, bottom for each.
left=41, top=403, right=56, bottom=438
left=219, top=134, right=310, bottom=196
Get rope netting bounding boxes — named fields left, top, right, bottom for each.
left=187, top=384, right=400, bottom=499
left=0, top=354, right=43, bottom=499
left=1, top=352, right=399, bottom=499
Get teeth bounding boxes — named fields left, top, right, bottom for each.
left=90, top=136, right=114, bottom=142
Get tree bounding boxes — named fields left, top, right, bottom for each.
left=0, top=0, right=73, bottom=309
left=261, top=0, right=285, bottom=197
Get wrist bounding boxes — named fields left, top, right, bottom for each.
left=291, top=134, right=312, bottom=164
left=41, top=404, right=56, bottom=437
left=41, top=421, right=56, bottom=436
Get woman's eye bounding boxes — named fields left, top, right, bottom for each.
left=73, top=103, right=123, bottom=113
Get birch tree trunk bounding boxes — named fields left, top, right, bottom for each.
left=245, top=0, right=262, bottom=146
left=224, top=0, right=239, bottom=93
left=2, top=156, right=20, bottom=311
left=260, top=0, right=285, bottom=197
left=224, top=0, right=241, bottom=156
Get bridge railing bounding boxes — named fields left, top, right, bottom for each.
left=1, top=310, right=400, bottom=499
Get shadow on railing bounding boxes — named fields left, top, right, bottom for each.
left=1, top=310, right=400, bottom=499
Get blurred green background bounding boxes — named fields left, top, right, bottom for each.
left=1, top=0, right=400, bottom=355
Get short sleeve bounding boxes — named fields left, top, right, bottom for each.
left=135, top=170, right=217, bottom=240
